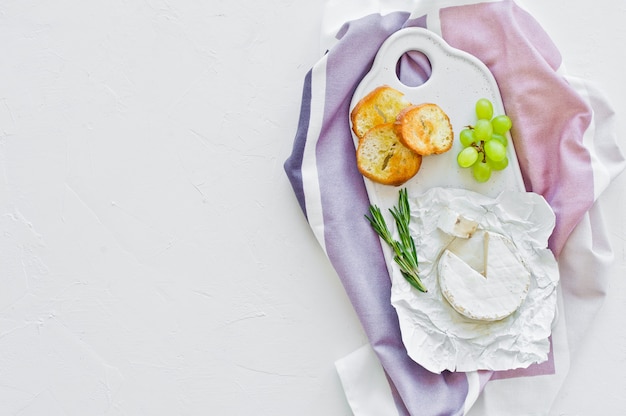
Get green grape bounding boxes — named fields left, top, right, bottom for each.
left=491, top=133, right=508, bottom=147
left=472, top=160, right=492, bottom=182
left=475, top=98, right=493, bottom=120
left=457, top=100, right=512, bottom=182
left=457, top=146, right=479, bottom=168
left=484, top=139, right=506, bottom=162
left=459, top=128, right=476, bottom=147
left=473, top=119, right=493, bottom=141
left=492, top=115, right=512, bottom=134
left=487, top=155, right=509, bottom=171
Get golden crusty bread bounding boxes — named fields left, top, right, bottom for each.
left=395, top=103, right=454, bottom=155
left=351, top=85, right=411, bottom=140
left=356, top=122, right=422, bottom=186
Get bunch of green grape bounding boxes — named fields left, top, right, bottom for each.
left=456, top=98, right=512, bottom=183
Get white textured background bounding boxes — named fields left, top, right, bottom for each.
left=1, top=1, right=624, bottom=415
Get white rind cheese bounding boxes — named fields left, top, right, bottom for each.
left=438, top=231, right=530, bottom=321
left=437, top=208, right=479, bottom=238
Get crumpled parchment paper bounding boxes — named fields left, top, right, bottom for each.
left=389, top=187, right=559, bottom=373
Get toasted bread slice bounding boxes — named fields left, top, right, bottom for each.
left=351, top=85, right=411, bottom=140
left=356, top=123, right=422, bottom=186
left=395, top=103, right=453, bottom=155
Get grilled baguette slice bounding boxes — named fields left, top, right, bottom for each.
left=356, top=122, right=422, bottom=186
left=395, top=103, right=453, bottom=155
left=351, top=85, right=411, bottom=140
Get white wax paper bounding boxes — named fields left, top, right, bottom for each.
left=389, top=187, right=559, bottom=373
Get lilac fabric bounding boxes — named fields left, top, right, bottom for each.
left=284, top=1, right=624, bottom=414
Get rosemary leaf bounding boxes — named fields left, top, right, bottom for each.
left=365, top=189, right=426, bottom=293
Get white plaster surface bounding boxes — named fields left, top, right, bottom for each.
left=0, top=1, right=624, bottom=415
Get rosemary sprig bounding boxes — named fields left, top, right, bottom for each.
left=365, top=188, right=427, bottom=293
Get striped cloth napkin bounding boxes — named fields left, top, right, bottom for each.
left=284, top=1, right=625, bottom=414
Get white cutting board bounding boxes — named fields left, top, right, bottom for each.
left=349, top=28, right=555, bottom=373
left=350, top=27, right=525, bottom=210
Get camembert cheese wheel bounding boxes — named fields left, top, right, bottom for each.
left=438, top=231, right=530, bottom=321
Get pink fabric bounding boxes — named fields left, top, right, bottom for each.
left=442, top=2, right=594, bottom=256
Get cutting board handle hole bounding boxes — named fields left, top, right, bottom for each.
left=395, top=50, right=432, bottom=87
